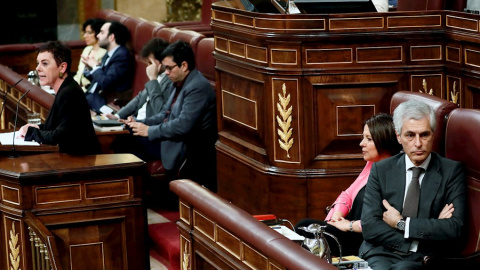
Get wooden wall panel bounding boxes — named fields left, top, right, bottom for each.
left=211, top=4, right=480, bottom=224
left=308, top=74, right=400, bottom=161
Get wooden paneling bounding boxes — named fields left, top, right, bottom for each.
left=213, top=4, right=480, bottom=223
left=0, top=153, right=147, bottom=270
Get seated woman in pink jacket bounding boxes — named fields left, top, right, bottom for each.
left=295, top=113, right=402, bottom=256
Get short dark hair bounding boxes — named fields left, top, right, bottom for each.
left=83, top=18, right=106, bottom=40
left=140, top=38, right=169, bottom=60
left=107, top=21, right=130, bottom=46
left=37, top=41, right=72, bottom=74
left=161, top=40, right=195, bottom=70
left=366, top=113, right=402, bottom=156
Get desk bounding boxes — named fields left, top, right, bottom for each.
left=0, top=153, right=148, bottom=270
left=95, top=129, right=130, bottom=154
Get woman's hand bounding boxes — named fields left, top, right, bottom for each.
left=438, top=203, right=454, bottom=219
left=328, top=217, right=351, bottom=232
left=16, top=124, right=39, bottom=139
left=330, top=211, right=344, bottom=222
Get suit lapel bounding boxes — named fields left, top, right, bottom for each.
left=385, top=155, right=407, bottom=211
left=418, top=153, right=442, bottom=218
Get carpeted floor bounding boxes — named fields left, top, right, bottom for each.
left=148, top=208, right=180, bottom=270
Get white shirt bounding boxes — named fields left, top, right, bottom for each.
left=403, top=154, right=431, bottom=252
left=372, top=0, right=389, bottom=12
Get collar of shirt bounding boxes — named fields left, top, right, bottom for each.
left=104, top=45, right=120, bottom=66
left=157, top=72, right=166, bottom=83
left=404, top=153, right=431, bottom=173
left=173, top=70, right=192, bottom=91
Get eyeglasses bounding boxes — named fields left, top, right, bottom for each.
left=164, top=64, right=178, bottom=72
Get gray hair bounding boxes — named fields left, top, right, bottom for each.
left=393, top=100, right=436, bottom=134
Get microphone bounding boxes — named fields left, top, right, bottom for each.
left=0, top=79, right=22, bottom=127
left=10, top=89, right=30, bottom=158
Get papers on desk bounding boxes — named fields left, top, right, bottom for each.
left=271, top=225, right=305, bottom=242
left=0, top=132, right=40, bottom=146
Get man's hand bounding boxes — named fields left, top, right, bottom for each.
left=146, top=56, right=161, bottom=80
left=104, top=113, right=119, bottom=120
left=119, top=116, right=135, bottom=124
left=16, top=124, right=39, bottom=139
left=127, top=122, right=149, bottom=137
left=81, top=55, right=100, bottom=69
left=383, top=199, right=403, bottom=228
left=438, top=203, right=454, bottom=219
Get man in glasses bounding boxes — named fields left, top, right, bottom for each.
left=127, top=40, right=217, bottom=191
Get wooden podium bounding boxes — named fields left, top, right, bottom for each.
left=212, top=1, right=480, bottom=223
left=0, top=153, right=148, bottom=270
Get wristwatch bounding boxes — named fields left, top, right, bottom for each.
left=396, top=217, right=406, bottom=231
left=349, top=220, right=356, bottom=232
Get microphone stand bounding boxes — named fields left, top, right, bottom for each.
left=10, top=89, right=30, bottom=158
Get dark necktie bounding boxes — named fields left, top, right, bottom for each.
left=101, top=54, right=110, bottom=68
left=402, top=167, right=424, bottom=218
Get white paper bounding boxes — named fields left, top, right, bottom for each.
left=271, top=225, right=305, bottom=241
left=99, top=105, right=114, bottom=115
left=0, top=132, right=40, bottom=146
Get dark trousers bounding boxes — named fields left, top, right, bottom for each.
left=86, top=92, right=106, bottom=112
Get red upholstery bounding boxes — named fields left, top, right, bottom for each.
left=94, top=9, right=113, bottom=20
left=195, top=38, right=215, bottom=85
left=134, top=21, right=160, bottom=54
left=106, top=10, right=129, bottom=24
left=123, top=17, right=145, bottom=51
left=170, top=30, right=205, bottom=54
left=419, top=108, right=480, bottom=267
left=154, top=27, right=180, bottom=44
left=147, top=160, right=166, bottom=176
left=390, top=91, right=458, bottom=156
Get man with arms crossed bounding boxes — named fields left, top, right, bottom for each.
left=360, top=100, right=466, bottom=269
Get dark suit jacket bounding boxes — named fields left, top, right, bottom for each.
left=116, top=75, right=172, bottom=119
left=86, top=45, right=133, bottom=100
left=141, top=68, right=217, bottom=171
left=360, top=152, right=467, bottom=259
left=25, top=75, right=101, bottom=155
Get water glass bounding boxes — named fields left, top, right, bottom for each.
left=28, top=113, right=41, bottom=125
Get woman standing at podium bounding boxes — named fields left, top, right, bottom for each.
left=17, top=41, right=100, bottom=155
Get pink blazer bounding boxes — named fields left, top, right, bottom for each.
left=325, top=161, right=373, bottom=229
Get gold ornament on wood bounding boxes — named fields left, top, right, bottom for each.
left=419, top=79, right=434, bottom=95
left=182, top=241, right=190, bottom=270
left=9, top=222, right=20, bottom=270
left=451, top=81, right=459, bottom=105
left=276, top=83, right=294, bottom=158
